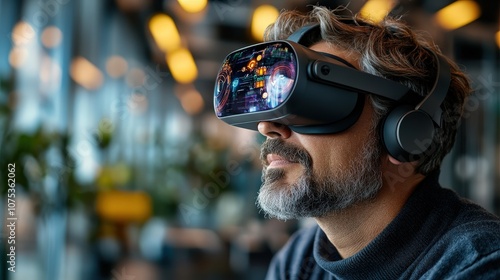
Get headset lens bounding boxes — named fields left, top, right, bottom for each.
left=214, top=42, right=297, bottom=117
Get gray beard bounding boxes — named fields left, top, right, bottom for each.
left=257, top=135, right=382, bottom=220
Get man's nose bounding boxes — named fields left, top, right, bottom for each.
left=257, top=122, right=292, bottom=139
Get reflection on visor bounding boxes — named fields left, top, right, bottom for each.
left=214, top=42, right=297, bottom=117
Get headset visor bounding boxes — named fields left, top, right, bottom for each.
left=214, top=42, right=298, bottom=118
left=213, top=40, right=421, bottom=134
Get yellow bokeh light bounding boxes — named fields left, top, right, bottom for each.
left=148, top=14, right=181, bottom=52
left=251, top=5, right=279, bottom=41
left=96, top=191, right=152, bottom=223
left=166, top=48, right=198, bottom=84
left=359, top=0, right=395, bottom=23
left=177, top=0, right=207, bottom=13
left=435, top=0, right=481, bottom=30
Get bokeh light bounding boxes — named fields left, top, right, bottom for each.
left=177, top=0, right=207, bottom=13
left=41, top=26, right=63, bottom=48
left=106, top=55, right=128, bottom=78
left=251, top=5, right=279, bottom=41
left=166, top=48, right=198, bottom=84
left=70, top=57, right=104, bottom=90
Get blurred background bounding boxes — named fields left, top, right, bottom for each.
left=0, top=0, right=498, bottom=279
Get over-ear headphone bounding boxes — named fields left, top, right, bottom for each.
left=381, top=52, right=451, bottom=162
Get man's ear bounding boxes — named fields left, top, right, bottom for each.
left=388, top=155, right=405, bottom=165
left=387, top=155, right=420, bottom=167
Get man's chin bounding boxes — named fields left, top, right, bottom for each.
left=257, top=172, right=383, bottom=221
left=257, top=175, right=311, bottom=220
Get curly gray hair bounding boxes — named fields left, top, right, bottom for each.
left=263, top=6, right=471, bottom=175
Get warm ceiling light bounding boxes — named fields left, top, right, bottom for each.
left=41, top=26, right=63, bottom=48
left=70, top=57, right=104, bottom=90
left=435, top=0, right=481, bottom=30
left=166, top=48, right=198, bottom=84
left=177, top=0, right=207, bottom=13
left=148, top=14, right=181, bottom=52
left=251, top=5, right=279, bottom=41
left=359, top=0, right=395, bottom=23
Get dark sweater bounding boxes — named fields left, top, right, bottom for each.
left=265, top=172, right=500, bottom=279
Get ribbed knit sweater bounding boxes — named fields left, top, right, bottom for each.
left=265, top=172, right=500, bottom=279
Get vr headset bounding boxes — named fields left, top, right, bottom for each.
left=213, top=24, right=450, bottom=161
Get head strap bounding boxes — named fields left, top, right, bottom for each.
left=286, top=23, right=321, bottom=45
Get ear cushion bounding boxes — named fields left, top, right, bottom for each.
left=382, top=105, right=436, bottom=162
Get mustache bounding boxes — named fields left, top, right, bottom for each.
left=260, top=138, right=312, bottom=168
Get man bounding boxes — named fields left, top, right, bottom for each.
left=214, top=5, right=500, bottom=280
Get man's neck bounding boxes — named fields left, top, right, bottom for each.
left=315, top=168, right=425, bottom=259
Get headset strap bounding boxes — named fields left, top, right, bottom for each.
left=286, top=23, right=321, bottom=45
left=415, top=54, right=451, bottom=127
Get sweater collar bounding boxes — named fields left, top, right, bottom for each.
left=312, top=171, right=457, bottom=279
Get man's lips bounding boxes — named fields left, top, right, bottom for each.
left=266, top=154, right=297, bottom=168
